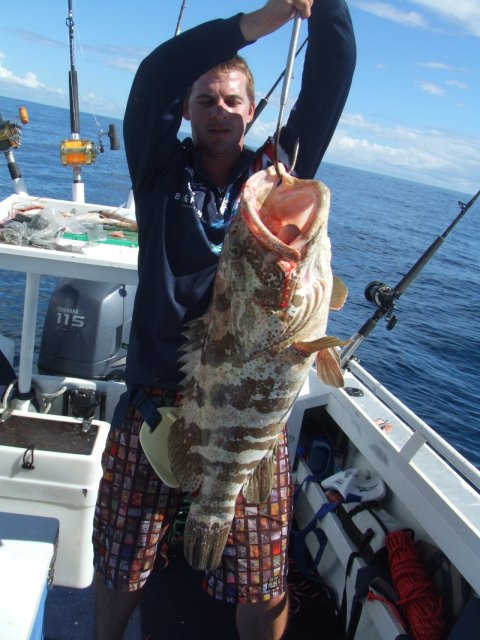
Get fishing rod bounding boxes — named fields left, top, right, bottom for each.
left=175, top=0, right=187, bottom=36
left=339, top=188, right=480, bottom=367
left=246, top=35, right=308, bottom=135
left=59, top=0, right=120, bottom=202
left=66, top=0, right=80, bottom=137
left=59, top=0, right=95, bottom=202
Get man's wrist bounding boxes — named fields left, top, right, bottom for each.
left=239, top=9, right=290, bottom=43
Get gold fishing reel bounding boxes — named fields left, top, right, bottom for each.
left=0, top=106, right=28, bottom=152
left=59, top=138, right=98, bottom=166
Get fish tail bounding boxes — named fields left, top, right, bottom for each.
left=183, top=517, right=231, bottom=571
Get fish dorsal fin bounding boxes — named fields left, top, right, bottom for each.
left=330, top=275, right=348, bottom=311
left=182, top=317, right=206, bottom=351
left=242, top=443, right=277, bottom=504
left=316, top=347, right=344, bottom=388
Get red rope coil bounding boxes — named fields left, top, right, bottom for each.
left=386, top=530, right=446, bottom=640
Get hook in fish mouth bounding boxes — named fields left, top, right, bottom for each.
left=274, top=129, right=283, bottom=185
left=274, top=135, right=300, bottom=185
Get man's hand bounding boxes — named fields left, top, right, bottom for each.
left=240, top=0, right=314, bottom=43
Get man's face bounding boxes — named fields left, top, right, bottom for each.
left=183, top=68, right=255, bottom=160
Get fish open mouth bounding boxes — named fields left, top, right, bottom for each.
left=240, top=164, right=327, bottom=261
left=261, top=186, right=317, bottom=245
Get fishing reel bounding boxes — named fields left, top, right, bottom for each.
left=60, top=125, right=120, bottom=166
left=60, top=138, right=97, bottom=166
left=0, top=106, right=28, bottom=152
left=364, top=281, right=399, bottom=330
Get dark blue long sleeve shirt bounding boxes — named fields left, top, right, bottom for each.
left=123, top=1, right=356, bottom=389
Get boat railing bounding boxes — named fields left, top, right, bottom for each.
left=347, top=359, right=480, bottom=489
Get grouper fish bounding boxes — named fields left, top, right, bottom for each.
left=168, top=163, right=348, bottom=570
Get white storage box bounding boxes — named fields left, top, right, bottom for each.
left=0, top=410, right=109, bottom=588
left=0, top=511, right=59, bottom=640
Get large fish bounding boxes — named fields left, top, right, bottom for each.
left=168, top=163, right=348, bottom=570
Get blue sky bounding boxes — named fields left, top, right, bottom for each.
left=0, top=0, right=478, bottom=194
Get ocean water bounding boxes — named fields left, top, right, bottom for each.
left=1, top=95, right=479, bottom=467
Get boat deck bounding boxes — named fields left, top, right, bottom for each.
left=44, top=547, right=329, bottom=640
left=44, top=550, right=236, bottom=640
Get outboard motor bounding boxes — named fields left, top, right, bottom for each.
left=38, top=279, right=135, bottom=379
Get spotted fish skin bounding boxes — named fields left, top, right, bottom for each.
left=168, top=164, right=347, bottom=570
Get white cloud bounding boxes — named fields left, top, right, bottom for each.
left=415, top=63, right=470, bottom=93
left=417, top=61, right=451, bottom=71
left=0, top=28, right=64, bottom=50
left=417, top=80, right=446, bottom=96
left=247, top=119, right=274, bottom=142
left=353, top=0, right=480, bottom=36
left=411, top=0, right=480, bottom=37
left=324, top=113, right=480, bottom=193
left=445, top=79, right=468, bottom=89
left=352, top=2, right=428, bottom=28
left=0, top=52, right=63, bottom=96
left=245, top=111, right=479, bottom=192
left=106, top=58, right=139, bottom=73
left=81, top=90, right=126, bottom=122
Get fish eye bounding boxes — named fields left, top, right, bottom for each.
left=229, top=246, right=241, bottom=259
left=227, top=238, right=242, bottom=259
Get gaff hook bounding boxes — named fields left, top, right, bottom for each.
left=274, top=11, right=302, bottom=182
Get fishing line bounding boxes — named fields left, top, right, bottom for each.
left=70, top=0, right=104, bottom=133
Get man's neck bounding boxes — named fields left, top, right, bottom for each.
left=199, top=154, right=236, bottom=189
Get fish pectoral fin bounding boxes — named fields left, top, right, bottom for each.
left=316, top=347, right=345, bottom=388
left=293, top=335, right=349, bottom=387
left=293, top=335, right=348, bottom=356
left=242, top=444, right=277, bottom=504
left=184, top=517, right=232, bottom=571
left=330, top=275, right=348, bottom=310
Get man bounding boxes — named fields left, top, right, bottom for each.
left=93, top=1, right=356, bottom=638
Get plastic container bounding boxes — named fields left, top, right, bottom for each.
left=0, top=411, right=109, bottom=588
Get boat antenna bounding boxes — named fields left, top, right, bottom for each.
left=175, top=0, right=187, bottom=36
left=245, top=35, right=308, bottom=135
left=339, top=188, right=480, bottom=367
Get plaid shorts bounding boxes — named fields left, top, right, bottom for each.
left=92, top=388, right=293, bottom=604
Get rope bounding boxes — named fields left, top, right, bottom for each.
left=367, top=590, right=406, bottom=628
left=287, top=558, right=326, bottom=615
left=386, top=530, right=446, bottom=640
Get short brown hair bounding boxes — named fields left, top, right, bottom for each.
left=185, top=55, right=255, bottom=105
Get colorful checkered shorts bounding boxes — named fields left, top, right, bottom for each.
left=92, top=388, right=293, bottom=604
